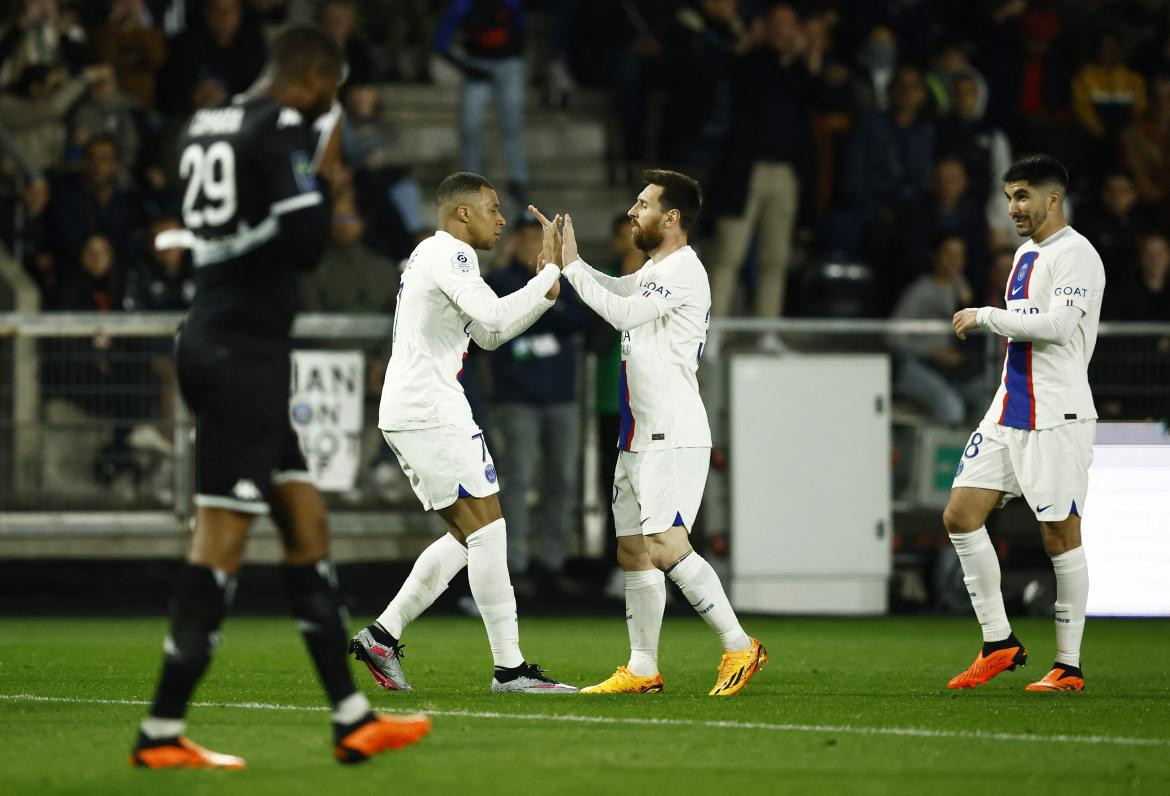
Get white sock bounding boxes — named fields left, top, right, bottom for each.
left=467, top=519, right=524, bottom=668
left=666, top=552, right=751, bottom=652
left=140, top=716, right=185, bottom=739
left=624, top=569, right=666, bottom=676
left=331, top=691, right=371, bottom=725
left=949, top=528, right=1012, bottom=642
left=376, top=533, right=468, bottom=639
left=1051, top=546, right=1088, bottom=668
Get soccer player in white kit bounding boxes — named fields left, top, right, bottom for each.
left=534, top=170, right=766, bottom=696
left=350, top=172, right=576, bottom=693
left=946, top=155, right=1105, bottom=692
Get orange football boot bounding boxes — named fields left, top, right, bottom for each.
left=334, top=713, right=432, bottom=764
left=1026, top=664, right=1085, bottom=692
left=130, top=737, right=246, bottom=770
left=947, top=635, right=1028, bottom=689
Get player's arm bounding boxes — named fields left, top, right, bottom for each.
left=962, top=304, right=1084, bottom=345
left=437, top=256, right=561, bottom=335
left=263, top=115, right=331, bottom=269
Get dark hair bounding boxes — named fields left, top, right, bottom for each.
left=84, top=134, right=121, bottom=159
left=437, top=171, right=494, bottom=207
left=269, top=24, right=345, bottom=79
left=931, top=233, right=966, bottom=254
left=642, top=169, right=702, bottom=231
left=1002, top=154, right=1069, bottom=189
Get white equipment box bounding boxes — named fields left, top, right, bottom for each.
left=729, top=355, right=891, bottom=614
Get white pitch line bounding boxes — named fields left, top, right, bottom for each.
left=2, top=692, right=1167, bottom=749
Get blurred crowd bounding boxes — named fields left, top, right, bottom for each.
left=0, top=1, right=1168, bottom=539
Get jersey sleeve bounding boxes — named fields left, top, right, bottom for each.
left=566, top=258, right=643, bottom=296
left=1049, top=243, right=1101, bottom=314
left=563, top=258, right=691, bottom=331
left=976, top=304, right=1083, bottom=345
left=432, top=243, right=561, bottom=332
left=260, top=109, right=326, bottom=219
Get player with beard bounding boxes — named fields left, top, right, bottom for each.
left=531, top=170, right=766, bottom=695
left=349, top=172, right=577, bottom=694
left=947, top=154, right=1105, bottom=692
left=131, top=26, right=430, bottom=770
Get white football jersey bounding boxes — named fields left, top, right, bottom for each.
left=379, top=230, right=558, bottom=430
left=982, top=225, right=1106, bottom=430
left=564, top=245, right=712, bottom=451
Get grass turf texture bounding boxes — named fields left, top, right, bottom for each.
left=1, top=616, right=1168, bottom=795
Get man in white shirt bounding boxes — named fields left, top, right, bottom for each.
left=534, top=169, right=766, bottom=696
left=947, top=154, right=1105, bottom=693
left=351, top=172, right=576, bottom=694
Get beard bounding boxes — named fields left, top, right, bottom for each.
left=632, top=222, right=663, bottom=253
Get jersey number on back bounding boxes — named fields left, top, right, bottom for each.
left=179, top=142, right=238, bottom=228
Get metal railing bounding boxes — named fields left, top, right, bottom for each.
left=2, top=312, right=1168, bottom=548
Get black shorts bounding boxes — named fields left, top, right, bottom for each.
left=176, top=325, right=309, bottom=514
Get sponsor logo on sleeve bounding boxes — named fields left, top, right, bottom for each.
left=1054, top=286, right=1087, bottom=297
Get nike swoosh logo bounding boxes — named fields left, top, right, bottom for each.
left=639, top=517, right=649, bottom=525
left=1036, top=504, right=1053, bottom=512
left=1011, top=285, right=1024, bottom=296
left=690, top=599, right=706, bottom=608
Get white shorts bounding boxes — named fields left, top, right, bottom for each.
left=951, top=419, right=1095, bottom=522
left=613, top=447, right=710, bottom=537
left=382, top=424, right=499, bottom=511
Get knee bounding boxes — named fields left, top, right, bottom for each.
left=942, top=502, right=978, bottom=534
left=616, top=542, right=651, bottom=572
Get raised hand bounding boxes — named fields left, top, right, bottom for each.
left=562, top=213, right=579, bottom=267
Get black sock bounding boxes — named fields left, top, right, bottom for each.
left=148, top=564, right=233, bottom=720
left=981, top=632, right=1022, bottom=657
left=283, top=560, right=358, bottom=707
left=369, top=622, right=398, bottom=647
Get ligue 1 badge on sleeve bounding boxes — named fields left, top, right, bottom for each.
left=485, top=463, right=497, bottom=484
left=452, top=251, right=474, bottom=273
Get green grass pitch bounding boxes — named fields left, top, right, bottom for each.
left=1, top=615, right=1168, bottom=795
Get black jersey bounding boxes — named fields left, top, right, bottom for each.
left=175, top=96, right=330, bottom=341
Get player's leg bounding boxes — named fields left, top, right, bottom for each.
left=270, top=478, right=430, bottom=760
left=641, top=449, right=764, bottom=696
left=945, top=424, right=1027, bottom=688
left=1024, top=421, right=1093, bottom=692
left=581, top=453, right=666, bottom=694
left=132, top=506, right=252, bottom=770
left=536, top=401, right=579, bottom=577
left=709, top=163, right=766, bottom=319
left=133, top=330, right=257, bottom=769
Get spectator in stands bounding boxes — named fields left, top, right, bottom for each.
left=842, top=64, right=934, bottom=290
left=158, top=0, right=265, bottom=115
left=935, top=70, right=1013, bottom=245
left=852, top=24, right=897, bottom=115
left=924, top=40, right=985, bottom=116
left=978, top=4, right=1070, bottom=154
left=896, top=155, right=990, bottom=304
left=319, top=0, right=374, bottom=86
left=435, top=0, right=528, bottom=205
left=1110, top=232, right=1170, bottom=322
left=0, top=62, right=110, bottom=174
left=986, top=245, right=1015, bottom=309
left=70, top=62, right=140, bottom=171
left=1121, top=72, right=1170, bottom=228
left=890, top=234, right=983, bottom=426
left=709, top=0, right=821, bottom=322
left=88, top=0, right=166, bottom=110
left=124, top=216, right=193, bottom=311
left=1072, top=30, right=1148, bottom=147
left=0, top=0, right=89, bottom=88
left=341, top=82, right=425, bottom=259
left=57, top=232, right=123, bottom=310
left=659, top=0, right=752, bottom=171
left=298, top=189, right=398, bottom=315
left=44, top=134, right=143, bottom=287
left=486, top=214, right=591, bottom=592
left=1077, top=169, right=1150, bottom=286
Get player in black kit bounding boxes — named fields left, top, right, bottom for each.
left=130, top=26, right=429, bottom=770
